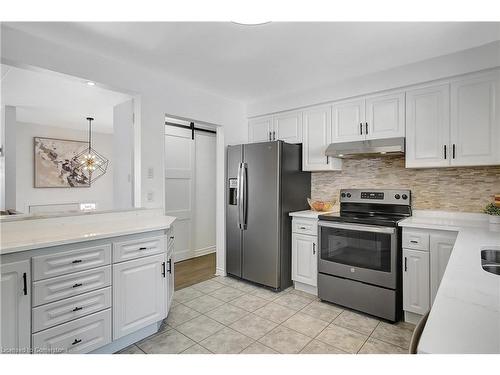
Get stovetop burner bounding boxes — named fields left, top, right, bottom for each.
left=319, top=188, right=412, bottom=227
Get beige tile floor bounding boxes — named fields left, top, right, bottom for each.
left=117, top=276, right=415, bottom=354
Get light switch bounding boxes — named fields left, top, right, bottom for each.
left=147, top=167, right=154, bottom=179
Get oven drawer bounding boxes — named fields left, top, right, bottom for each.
left=32, top=287, right=112, bottom=333
left=113, top=235, right=165, bottom=262
left=32, top=309, right=111, bottom=354
left=33, top=266, right=111, bottom=307
left=292, top=219, right=317, bottom=236
left=402, top=230, right=430, bottom=251
left=33, top=244, right=111, bottom=281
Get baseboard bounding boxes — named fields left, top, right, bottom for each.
left=174, top=246, right=216, bottom=262
left=404, top=311, right=423, bottom=325
left=293, top=281, right=318, bottom=296
left=216, top=267, right=227, bottom=277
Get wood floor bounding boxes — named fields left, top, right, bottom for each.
left=174, top=253, right=216, bottom=290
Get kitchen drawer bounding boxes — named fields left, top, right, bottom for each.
left=33, top=266, right=111, bottom=307
left=32, top=309, right=111, bottom=354
left=402, top=230, right=430, bottom=251
left=33, top=244, right=111, bottom=281
left=113, top=235, right=165, bottom=263
left=292, top=218, right=318, bottom=236
left=32, top=287, right=112, bottom=333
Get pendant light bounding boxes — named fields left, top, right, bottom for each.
left=75, top=117, right=109, bottom=185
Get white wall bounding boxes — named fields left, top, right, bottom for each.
left=15, top=122, right=114, bottom=213
left=3, top=105, right=17, bottom=210
left=247, top=41, right=500, bottom=117
left=113, top=99, right=134, bottom=209
left=1, top=26, right=248, bottom=212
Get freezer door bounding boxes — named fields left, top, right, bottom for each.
left=242, top=142, right=281, bottom=289
left=226, top=145, right=243, bottom=278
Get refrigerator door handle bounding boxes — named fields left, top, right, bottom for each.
left=237, top=163, right=243, bottom=229
left=241, top=162, right=248, bottom=229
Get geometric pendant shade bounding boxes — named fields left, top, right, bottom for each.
left=74, top=117, right=109, bottom=184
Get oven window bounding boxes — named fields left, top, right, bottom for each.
left=320, top=227, right=392, bottom=272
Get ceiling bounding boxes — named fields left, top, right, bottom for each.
left=1, top=64, right=131, bottom=132
left=4, top=22, right=500, bottom=102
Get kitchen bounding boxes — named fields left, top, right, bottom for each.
left=1, top=6, right=500, bottom=373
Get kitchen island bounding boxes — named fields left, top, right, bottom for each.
left=399, top=211, right=500, bottom=353
left=1, top=209, right=176, bottom=354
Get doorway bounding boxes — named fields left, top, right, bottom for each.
left=164, top=117, right=217, bottom=286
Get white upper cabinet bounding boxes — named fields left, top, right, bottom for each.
left=273, top=111, right=303, bottom=144
left=1, top=260, right=31, bottom=353
left=406, top=84, right=450, bottom=168
left=331, top=91, right=405, bottom=143
left=331, top=99, right=365, bottom=142
left=248, top=116, right=273, bottom=143
left=450, top=71, right=500, bottom=166
left=366, top=92, right=405, bottom=140
left=302, top=105, right=342, bottom=171
left=249, top=112, right=302, bottom=143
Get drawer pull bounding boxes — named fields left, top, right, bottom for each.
left=410, top=240, right=418, bottom=244
left=72, top=259, right=82, bottom=264
left=72, top=306, right=83, bottom=312
left=72, top=339, right=82, bottom=346
left=72, top=283, right=83, bottom=288
left=139, top=247, right=148, bottom=251
left=169, top=236, right=174, bottom=240
left=167, top=259, right=172, bottom=274
left=299, top=226, right=307, bottom=230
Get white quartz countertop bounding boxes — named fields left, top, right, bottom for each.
left=0, top=209, right=176, bottom=255
left=399, top=210, right=500, bottom=353
left=289, top=209, right=337, bottom=218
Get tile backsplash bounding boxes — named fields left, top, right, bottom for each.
left=311, top=156, right=500, bottom=212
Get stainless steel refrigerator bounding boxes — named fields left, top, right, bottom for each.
left=226, top=141, right=311, bottom=291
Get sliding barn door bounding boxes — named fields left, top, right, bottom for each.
left=164, top=126, right=195, bottom=262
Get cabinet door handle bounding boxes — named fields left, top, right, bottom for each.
left=312, top=243, right=316, bottom=255
left=169, top=236, right=174, bottom=240
left=404, top=257, right=407, bottom=272
left=360, top=123, right=363, bottom=135
left=444, top=145, right=447, bottom=159
left=167, top=259, right=172, bottom=274
left=72, top=259, right=82, bottom=264
left=269, top=132, right=271, bottom=141
left=365, top=122, right=368, bottom=135
left=72, top=339, right=82, bottom=346
left=326, top=156, right=329, bottom=164
left=23, top=272, right=28, bottom=296
left=72, top=306, right=83, bottom=312
left=72, top=283, right=83, bottom=288
left=162, top=262, right=166, bottom=278
left=272, top=131, right=276, bottom=140
left=452, top=144, right=456, bottom=159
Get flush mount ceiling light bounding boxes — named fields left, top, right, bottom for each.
left=75, top=117, right=109, bottom=185
left=86, top=81, right=96, bottom=86
left=231, top=21, right=272, bottom=26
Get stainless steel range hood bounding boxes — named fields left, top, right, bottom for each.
left=325, top=137, right=405, bottom=158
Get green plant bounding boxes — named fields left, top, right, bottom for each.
left=484, top=203, right=500, bottom=216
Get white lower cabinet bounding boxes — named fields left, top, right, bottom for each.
left=403, top=248, right=430, bottom=316
left=1, top=260, right=31, bottom=353
left=166, top=241, right=175, bottom=313
left=292, top=233, right=317, bottom=287
left=430, top=232, right=457, bottom=304
left=402, top=227, right=458, bottom=322
left=291, top=216, right=319, bottom=294
left=113, top=254, right=166, bottom=340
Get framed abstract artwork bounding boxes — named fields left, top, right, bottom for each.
left=34, top=137, right=91, bottom=188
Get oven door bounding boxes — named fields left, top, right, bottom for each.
left=318, top=221, right=397, bottom=289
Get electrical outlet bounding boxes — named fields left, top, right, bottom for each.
left=147, top=167, right=154, bottom=179
left=147, top=191, right=154, bottom=202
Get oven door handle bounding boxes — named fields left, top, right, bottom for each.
left=318, top=221, right=396, bottom=234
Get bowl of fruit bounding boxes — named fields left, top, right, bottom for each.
left=307, top=198, right=336, bottom=212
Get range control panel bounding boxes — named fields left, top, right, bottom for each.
left=340, top=189, right=411, bottom=205
left=360, top=192, right=384, bottom=200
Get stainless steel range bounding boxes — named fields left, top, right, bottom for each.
left=317, top=188, right=411, bottom=322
